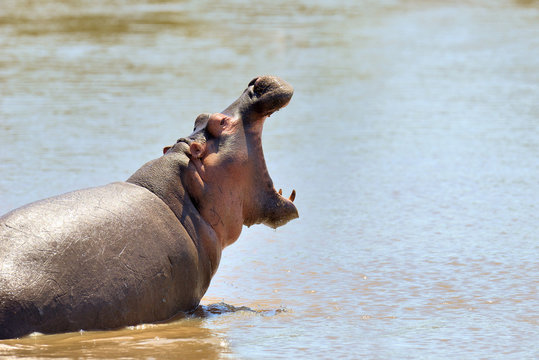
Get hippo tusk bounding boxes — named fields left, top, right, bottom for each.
left=289, top=189, right=296, bottom=202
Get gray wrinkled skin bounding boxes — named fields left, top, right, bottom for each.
left=0, top=76, right=298, bottom=339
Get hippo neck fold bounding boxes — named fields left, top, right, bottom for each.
left=126, top=149, right=222, bottom=276
left=180, top=145, right=246, bottom=249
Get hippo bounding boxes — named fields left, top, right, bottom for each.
left=0, top=75, right=298, bottom=339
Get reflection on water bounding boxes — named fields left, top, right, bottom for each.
left=0, top=317, right=227, bottom=360
left=1, top=0, right=538, bottom=358
left=0, top=303, right=281, bottom=359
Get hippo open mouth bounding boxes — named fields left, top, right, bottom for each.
left=172, top=76, right=298, bottom=242
left=224, top=76, right=298, bottom=229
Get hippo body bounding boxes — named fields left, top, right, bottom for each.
left=0, top=183, right=210, bottom=338
left=0, top=76, right=298, bottom=339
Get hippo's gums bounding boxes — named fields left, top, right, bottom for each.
left=0, top=76, right=298, bottom=339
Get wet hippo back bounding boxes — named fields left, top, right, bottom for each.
left=0, top=182, right=207, bottom=338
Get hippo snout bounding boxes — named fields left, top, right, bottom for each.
left=247, top=76, right=294, bottom=117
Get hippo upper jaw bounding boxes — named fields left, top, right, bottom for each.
left=222, top=76, right=294, bottom=120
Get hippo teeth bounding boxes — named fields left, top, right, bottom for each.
left=289, top=189, right=296, bottom=202
left=278, top=188, right=296, bottom=203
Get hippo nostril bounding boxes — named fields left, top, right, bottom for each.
left=222, top=75, right=293, bottom=121
left=245, top=76, right=293, bottom=116
left=251, top=76, right=293, bottom=97
left=252, top=76, right=274, bottom=97
left=248, top=77, right=259, bottom=87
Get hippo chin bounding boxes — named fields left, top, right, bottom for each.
left=0, top=76, right=298, bottom=339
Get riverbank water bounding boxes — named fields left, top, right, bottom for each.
left=1, top=1, right=538, bottom=358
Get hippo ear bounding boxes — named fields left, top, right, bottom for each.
left=163, top=146, right=172, bottom=155
left=189, top=142, right=205, bottom=159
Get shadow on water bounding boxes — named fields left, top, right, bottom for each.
left=0, top=303, right=284, bottom=359
left=191, top=302, right=286, bottom=318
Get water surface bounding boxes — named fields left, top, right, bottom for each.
left=1, top=0, right=538, bottom=358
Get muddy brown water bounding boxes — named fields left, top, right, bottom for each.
left=1, top=0, right=538, bottom=359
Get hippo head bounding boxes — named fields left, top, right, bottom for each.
left=170, top=76, right=298, bottom=247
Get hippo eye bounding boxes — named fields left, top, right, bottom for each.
left=220, top=119, right=225, bottom=126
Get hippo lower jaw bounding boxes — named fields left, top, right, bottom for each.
left=256, top=189, right=299, bottom=229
